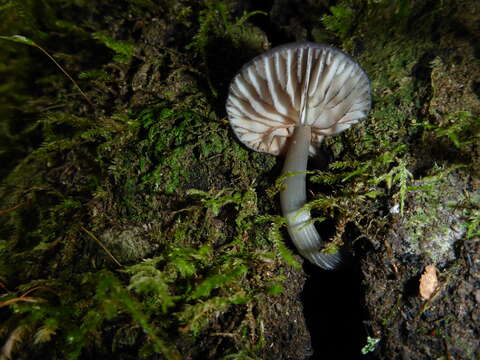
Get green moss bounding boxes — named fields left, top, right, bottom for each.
left=187, top=0, right=267, bottom=97
left=321, top=4, right=355, bottom=40
left=3, top=0, right=478, bottom=358
left=0, top=2, right=283, bottom=355
left=398, top=166, right=479, bottom=264
left=291, top=0, right=480, bottom=271
left=0, top=176, right=290, bottom=359
left=92, top=32, right=135, bottom=63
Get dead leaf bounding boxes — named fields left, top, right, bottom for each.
left=419, top=264, right=438, bottom=300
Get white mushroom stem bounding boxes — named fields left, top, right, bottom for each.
left=280, top=125, right=342, bottom=270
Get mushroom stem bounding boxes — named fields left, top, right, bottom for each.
left=280, top=125, right=341, bottom=270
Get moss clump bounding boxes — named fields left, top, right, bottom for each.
left=0, top=1, right=303, bottom=359
left=315, top=1, right=480, bottom=359
left=397, top=168, right=475, bottom=265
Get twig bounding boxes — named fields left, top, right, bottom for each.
left=0, top=201, right=28, bottom=215
left=0, top=296, right=41, bottom=308
left=210, top=332, right=238, bottom=339
left=21, top=285, right=59, bottom=297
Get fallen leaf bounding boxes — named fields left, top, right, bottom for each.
left=419, top=264, right=438, bottom=300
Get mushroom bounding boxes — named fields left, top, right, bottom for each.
left=226, top=42, right=371, bottom=270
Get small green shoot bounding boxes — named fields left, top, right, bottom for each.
left=361, top=336, right=380, bottom=355
left=322, top=5, right=355, bottom=39
left=265, top=283, right=284, bottom=296
left=257, top=215, right=301, bottom=269
left=92, top=32, right=135, bottom=63
left=466, top=210, right=480, bottom=239
left=435, top=111, right=480, bottom=148
left=371, top=159, right=413, bottom=215
left=187, top=189, right=242, bottom=216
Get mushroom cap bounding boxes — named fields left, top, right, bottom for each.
left=226, top=42, right=371, bottom=155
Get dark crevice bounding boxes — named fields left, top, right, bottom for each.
left=301, top=258, right=378, bottom=360
left=300, top=155, right=377, bottom=359
left=472, top=80, right=480, bottom=101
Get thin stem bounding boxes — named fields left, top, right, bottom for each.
left=35, top=44, right=94, bottom=108
left=280, top=125, right=341, bottom=270
left=81, top=226, right=123, bottom=268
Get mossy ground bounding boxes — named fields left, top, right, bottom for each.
left=0, top=1, right=307, bottom=359
left=1, top=0, right=479, bottom=359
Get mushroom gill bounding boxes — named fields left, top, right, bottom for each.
left=226, top=42, right=371, bottom=269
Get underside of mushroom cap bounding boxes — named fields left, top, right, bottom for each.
left=226, top=42, right=371, bottom=155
